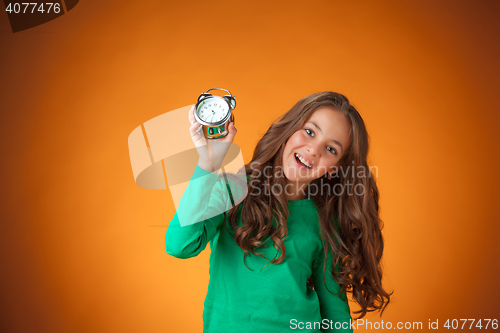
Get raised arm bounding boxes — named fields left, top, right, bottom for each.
left=165, top=104, right=239, bottom=258
left=165, top=164, right=234, bottom=259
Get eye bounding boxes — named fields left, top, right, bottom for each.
left=305, top=128, right=337, bottom=155
left=327, top=146, right=337, bottom=155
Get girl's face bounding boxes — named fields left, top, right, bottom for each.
left=282, top=107, right=351, bottom=184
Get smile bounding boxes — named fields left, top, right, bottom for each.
left=294, top=153, right=312, bottom=169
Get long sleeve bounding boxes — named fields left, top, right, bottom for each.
left=312, top=247, right=353, bottom=332
left=165, top=165, right=235, bottom=259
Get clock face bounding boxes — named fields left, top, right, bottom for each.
left=196, top=97, right=230, bottom=124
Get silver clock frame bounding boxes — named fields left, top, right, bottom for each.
left=194, top=95, right=233, bottom=127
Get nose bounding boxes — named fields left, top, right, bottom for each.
left=306, top=141, right=321, bottom=158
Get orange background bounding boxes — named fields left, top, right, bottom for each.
left=1, top=0, right=499, bottom=332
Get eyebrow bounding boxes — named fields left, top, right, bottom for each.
left=309, top=122, right=344, bottom=154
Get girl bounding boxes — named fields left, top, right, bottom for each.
left=165, top=92, right=392, bottom=332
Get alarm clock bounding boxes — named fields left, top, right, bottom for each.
left=194, top=88, right=236, bottom=139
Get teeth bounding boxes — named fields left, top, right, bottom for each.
left=295, top=153, right=312, bottom=168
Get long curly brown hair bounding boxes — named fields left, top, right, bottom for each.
left=222, top=91, right=392, bottom=319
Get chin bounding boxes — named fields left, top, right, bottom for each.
left=282, top=158, right=306, bottom=181
left=283, top=170, right=296, bottom=182
left=283, top=166, right=307, bottom=182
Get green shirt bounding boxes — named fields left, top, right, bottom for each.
left=165, top=165, right=353, bottom=332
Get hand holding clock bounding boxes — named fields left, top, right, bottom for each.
left=189, top=105, right=237, bottom=173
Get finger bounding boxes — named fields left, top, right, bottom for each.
left=225, top=122, right=237, bottom=142
left=190, top=121, right=202, bottom=132
left=190, top=125, right=207, bottom=148
left=189, top=106, right=195, bottom=124
left=188, top=105, right=195, bottom=124
left=189, top=121, right=202, bottom=138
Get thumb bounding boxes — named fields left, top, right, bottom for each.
left=225, top=121, right=237, bottom=142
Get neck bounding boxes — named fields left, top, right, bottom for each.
left=285, top=180, right=310, bottom=200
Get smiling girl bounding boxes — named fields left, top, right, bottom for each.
left=165, top=91, right=392, bottom=332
